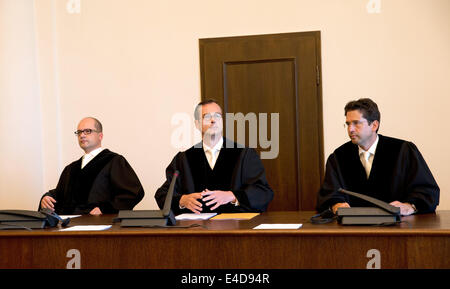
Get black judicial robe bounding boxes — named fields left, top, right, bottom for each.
left=39, top=149, right=144, bottom=214
left=154, top=138, right=274, bottom=214
left=316, top=135, right=439, bottom=213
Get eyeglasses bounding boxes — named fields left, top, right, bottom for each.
left=344, top=120, right=369, bottom=129
left=202, top=113, right=222, bottom=122
left=74, top=129, right=100, bottom=135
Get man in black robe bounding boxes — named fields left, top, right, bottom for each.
left=317, top=98, right=439, bottom=215
left=39, top=117, right=144, bottom=215
left=155, top=100, right=274, bottom=214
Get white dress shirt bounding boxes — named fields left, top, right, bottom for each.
left=203, top=138, right=223, bottom=170
left=81, top=147, right=105, bottom=169
left=358, top=135, right=379, bottom=178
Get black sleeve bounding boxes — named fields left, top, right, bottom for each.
left=154, top=156, right=175, bottom=210
left=98, top=156, right=145, bottom=213
left=316, top=153, right=348, bottom=213
left=401, top=142, right=439, bottom=213
left=232, top=148, right=274, bottom=212
left=37, top=166, right=71, bottom=212
left=154, top=153, right=188, bottom=214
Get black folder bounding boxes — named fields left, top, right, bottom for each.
left=0, top=210, right=47, bottom=229
left=0, top=209, right=70, bottom=230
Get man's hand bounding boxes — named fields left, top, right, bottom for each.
left=180, top=193, right=203, bottom=214
left=41, top=196, right=57, bottom=211
left=201, top=189, right=236, bottom=211
left=331, top=202, right=350, bottom=214
left=89, top=207, right=102, bottom=215
left=390, top=201, right=416, bottom=216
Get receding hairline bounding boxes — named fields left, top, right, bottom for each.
left=78, top=117, right=103, bottom=132
left=194, top=99, right=222, bottom=120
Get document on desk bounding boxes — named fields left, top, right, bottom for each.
left=59, top=215, right=82, bottom=219
left=253, top=224, right=303, bottom=230
left=210, top=213, right=260, bottom=220
left=59, top=225, right=112, bottom=231
left=175, top=213, right=217, bottom=220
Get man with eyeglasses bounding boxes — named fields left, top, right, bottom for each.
left=155, top=99, right=274, bottom=214
left=39, top=117, right=144, bottom=215
left=316, top=98, right=439, bottom=215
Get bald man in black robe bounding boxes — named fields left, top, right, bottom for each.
left=39, top=117, right=144, bottom=215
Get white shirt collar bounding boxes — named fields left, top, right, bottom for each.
left=85, top=147, right=104, bottom=158
left=81, top=147, right=105, bottom=169
left=358, top=135, right=379, bottom=156
left=203, top=138, right=223, bottom=153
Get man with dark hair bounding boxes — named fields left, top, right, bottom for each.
left=317, top=98, right=439, bottom=215
left=40, top=117, right=145, bottom=215
left=155, top=100, right=274, bottom=214
left=344, top=98, right=380, bottom=132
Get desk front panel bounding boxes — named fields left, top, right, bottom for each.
left=0, top=211, right=449, bottom=269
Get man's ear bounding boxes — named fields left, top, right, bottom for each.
left=194, top=119, right=201, bottom=131
left=371, top=120, right=379, bottom=132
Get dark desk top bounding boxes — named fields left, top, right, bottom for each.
left=1, top=211, right=450, bottom=237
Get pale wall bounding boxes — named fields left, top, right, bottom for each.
left=1, top=0, right=449, bottom=210
left=0, top=0, right=43, bottom=209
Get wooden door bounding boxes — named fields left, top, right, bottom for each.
left=199, top=31, right=323, bottom=211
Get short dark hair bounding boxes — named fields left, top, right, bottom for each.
left=344, top=98, right=381, bottom=127
left=194, top=99, right=222, bottom=120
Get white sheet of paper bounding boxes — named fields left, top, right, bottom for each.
left=59, top=215, right=82, bottom=219
left=253, top=224, right=303, bottom=230
left=175, top=213, right=217, bottom=220
left=59, top=225, right=112, bottom=231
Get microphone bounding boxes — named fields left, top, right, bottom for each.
left=162, top=170, right=179, bottom=217
left=338, top=188, right=400, bottom=215
left=117, top=170, right=180, bottom=227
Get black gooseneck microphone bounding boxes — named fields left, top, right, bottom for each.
left=162, top=170, right=179, bottom=217
left=338, top=188, right=400, bottom=215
